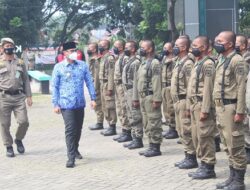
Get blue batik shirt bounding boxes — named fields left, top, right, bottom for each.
left=52, top=59, right=96, bottom=109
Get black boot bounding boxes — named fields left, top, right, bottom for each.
left=6, top=146, right=15, bottom=157
left=75, top=150, right=83, bottom=159
left=215, top=136, right=221, bottom=152
left=113, top=133, right=126, bottom=141
left=224, top=169, right=245, bottom=190
left=143, top=143, right=161, bottom=157
left=117, top=130, right=132, bottom=143
left=188, top=162, right=206, bottom=177
left=66, top=159, right=75, bottom=168
left=175, top=152, right=188, bottom=167
left=100, top=125, right=116, bottom=136
left=15, top=139, right=25, bottom=154
left=216, top=166, right=234, bottom=189
left=127, top=138, right=144, bottom=149
left=192, top=162, right=216, bottom=179
left=245, top=148, right=250, bottom=164
left=139, top=144, right=153, bottom=156
left=89, top=123, right=104, bottom=130
left=178, top=153, right=198, bottom=169
left=163, top=128, right=179, bottom=139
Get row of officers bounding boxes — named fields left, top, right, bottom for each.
left=87, top=31, right=250, bottom=190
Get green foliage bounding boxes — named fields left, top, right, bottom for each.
left=239, top=0, right=250, bottom=36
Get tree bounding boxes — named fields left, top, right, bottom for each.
left=239, top=0, right=250, bottom=36
left=168, top=0, right=179, bottom=42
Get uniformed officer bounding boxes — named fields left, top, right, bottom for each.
left=98, top=40, right=117, bottom=136
left=236, top=34, right=250, bottom=165
left=112, top=40, right=132, bottom=143
left=171, top=37, right=198, bottom=169
left=160, top=42, right=178, bottom=139
left=135, top=40, right=163, bottom=157
left=187, top=36, right=216, bottom=179
left=0, top=37, right=32, bottom=157
left=87, top=42, right=104, bottom=130
left=122, top=41, right=144, bottom=149
left=247, top=37, right=250, bottom=51
left=213, top=31, right=247, bottom=190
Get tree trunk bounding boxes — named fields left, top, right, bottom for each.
left=168, top=0, right=179, bottom=42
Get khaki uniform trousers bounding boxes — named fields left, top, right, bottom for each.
left=94, top=88, right=104, bottom=124
left=216, top=103, right=247, bottom=170
left=162, top=87, right=175, bottom=128
left=139, top=94, right=162, bottom=144
left=174, top=99, right=196, bottom=155
left=190, top=102, right=216, bottom=165
left=100, top=82, right=117, bottom=125
left=114, top=83, right=130, bottom=131
left=124, top=88, right=143, bottom=138
left=0, top=93, right=29, bottom=146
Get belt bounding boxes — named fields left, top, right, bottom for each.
left=214, top=99, right=237, bottom=106
left=190, top=96, right=203, bottom=104
left=162, top=82, right=171, bottom=88
left=0, top=89, right=23, bottom=95
left=115, top=80, right=122, bottom=85
left=139, top=91, right=153, bottom=97
left=125, top=84, right=133, bottom=90
left=101, top=79, right=108, bottom=83
left=172, top=94, right=186, bottom=103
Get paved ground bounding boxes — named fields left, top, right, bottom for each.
left=0, top=94, right=249, bottom=190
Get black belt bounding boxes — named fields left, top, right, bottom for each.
left=223, top=99, right=237, bottom=105
left=162, top=82, right=171, bottom=88
left=0, top=89, right=23, bottom=95
left=178, top=95, right=186, bottom=100
left=101, top=79, right=108, bottom=83
left=140, top=91, right=153, bottom=97
left=125, top=84, right=133, bottom=90
left=115, top=80, right=122, bottom=85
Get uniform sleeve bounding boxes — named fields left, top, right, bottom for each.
left=152, top=59, right=162, bottom=102
left=84, top=63, right=96, bottom=101
left=234, top=60, right=247, bottom=114
left=51, top=64, right=60, bottom=107
left=201, top=62, right=215, bottom=113
left=22, top=64, right=32, bottom=97
left=108, top=55, right=115, bottom=91
left=132, top=60, right=140, bottom=101
left=246, top=72, right=250, bottom=113
left=184, top=60, right=193, bottom=83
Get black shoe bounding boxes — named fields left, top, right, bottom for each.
left=178, top=153, right=198, bottom=169
left=192, top=163, right=216, bottom=179
left=89, top=123, right=104, bottom=130
left=223, top=169, right=245, bottom=190
left=188, top=162, right=206, bottom=177
left=123, top=141, right=134, bottom=148
left=245, top=148, right=250, bottom=164
left=163, top=128, right=179, bottom=139
left=113, top=134, right=125, bottom=141
left=66, top=159, right=75, bottom=168
left=128, top=138, right=144, bottom=149
left=6, top=146, right=15, bottom=157
left=143, top=143, right=161, bottom=157
left=75, top=150, right=83, bottom=159
left=15, top=139, right=25, bottom=154
left=216, top=166, right=234, bottom=189
left=175, top=152, right=188, bottom=167
left=101, top=125, right=116, bottom=136
left=215, top=136, right=221, bottom=152
left=139, top=146, right=152, bottom=156
left=117, top=130, right=132, bottom=143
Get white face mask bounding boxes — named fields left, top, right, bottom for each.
left=68, top=52, right=78, bottom=61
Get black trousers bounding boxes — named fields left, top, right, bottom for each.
left=61, top=108, right=84, bottom=160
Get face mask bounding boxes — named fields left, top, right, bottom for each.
left=113, top=47, right=120, bottom=55
left=124, top=49, right=131, bottom=56
left=4, top=48, right=15, bottom=55
left=98, top=47, right=105, bottom=54
left=68, top=52, right=78, bottom=60
left=235, top=46, right=241, bottom=53
left=173, top=47, right=180, bottom=56
left=139, top=48, right=147, bottom=57
left=162, top=50, right=169, bottom=56
left=214, top=43, right=225, bottom=54
left=87, top=50, right=93, bottom=56
left=191, top=48, right=202, bottom=57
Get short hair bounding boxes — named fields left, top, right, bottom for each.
left=222, top=31, right=236, bottom=48
left=143, top=39, right=155, bottom=52
left=237, top=34, right=248, bottom=47
left=115, top=39, right=126, bottom=49
left=89, top=42, right=98, bottom=51
left=127, top=40, right=138, bottom=51
left=100, top=39, right=111, bottom=49
left=194, top=35, right=209, bottom=50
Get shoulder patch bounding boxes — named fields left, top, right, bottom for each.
left=236, top=65, right=245, bottom=76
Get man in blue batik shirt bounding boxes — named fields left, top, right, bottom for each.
left=52, top=41, right=96, bottom=168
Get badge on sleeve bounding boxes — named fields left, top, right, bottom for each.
left=15, top=71, right=20, bottom=78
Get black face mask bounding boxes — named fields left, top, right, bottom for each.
left=113, top=47, right=120, bottom=55
left=139, top=48, right=147, bottom=57
left=235, top=46, right=241, bottom=53
left=98, top=47, right=105, bottom=54
left=87, top=50, right=93, bottom=56
left=4, top=48, right=14, bottom=55
left=191, top=48, right=202, bottom=57
left=124, top=49, right=131, bottom=56
left=213, top=43, right=225, bottom=54
left=173, top=47, right=180, bottom=56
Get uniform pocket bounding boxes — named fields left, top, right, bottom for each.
left=0, top=67, right=8, bottom=80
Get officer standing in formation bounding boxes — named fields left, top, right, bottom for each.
left=98, top=40, right=117, bottom=136
left=0, top=37, right=32, bottom=157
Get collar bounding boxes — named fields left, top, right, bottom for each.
left=63, top=59, right=78, bottom=67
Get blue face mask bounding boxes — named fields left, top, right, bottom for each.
left=4, top=47, right=15, bottom=55
left=173, top=47, right=180, bottom=56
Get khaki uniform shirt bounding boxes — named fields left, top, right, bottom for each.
left=114, top=53, right=128, bottom=82
left=213, top=51, right=246, bottom=114
left=242, top=51, right=250, bottom=74
left=134, top=57, right=162, bottom=102
left=187, top=56, right=215, bottom=113
left=0, top=56, right=31, bottom=97
left=88, top=56, right=101, bottom=91
left=99, top=53, right=115, bottom=91
left=170, top=55, right=193, bottom=97
left=161, top=56, right=175, bottom=87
